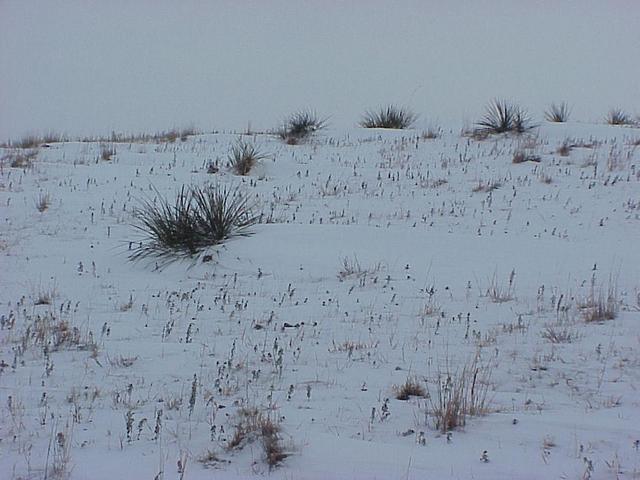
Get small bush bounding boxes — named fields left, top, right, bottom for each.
left=606, top=108, right=633, bottom=126
left=278, top=110, right=326, bottom=144
left=360, top=105, right=416, bottom=129
left=228, top=140, right=267, bottom=176
left=544, top=102, right=571, bottom=122
left=395, top=377, right=426, bottom=400
left=476, top=99, right=534, bottom=134
left=130, top=184, right=258, bottom=262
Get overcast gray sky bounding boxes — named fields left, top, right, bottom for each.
left=1, top=0, right=639, bottom=140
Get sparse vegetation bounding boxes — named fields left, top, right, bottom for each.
left=2, top=132, right=67, bottom=149
left=485, top=270, right=516, bottom=303
left=228, top=139, right=267, bottom=175
left=544, top=102, right=571, bottom=122
left=541, top=325, right=576, bottom=344
left=5, top=149, right=38, bottom=168
left=472, top=180, right=501, bottom=193
left=338, top=256, right=383, bottom=281
left=130, top=184, right=258, bottom=262
left=360, top=105, right=416, bottom=129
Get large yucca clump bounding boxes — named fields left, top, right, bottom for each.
left=278, top=110, right=327, bottom=144
left=360, top=105, right=416, bottom=129
left=130, top=184, right=258, bottom=263
left=476, top=99, right=534, bottom=134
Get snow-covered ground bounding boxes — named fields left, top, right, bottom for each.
left=1, top=122, right=639, bottom=479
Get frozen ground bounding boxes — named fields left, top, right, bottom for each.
left=1, top=122, right=639, bottom=479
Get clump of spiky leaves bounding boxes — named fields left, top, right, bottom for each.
left=129, top=184, right=258, bottom=263
left=544, top=102, right=571, bottom=122
left=476, top=99, right=534, bottom=134
left=228, top=139, right=267, bottom=175
left=278, top=110, right=326, bottom=144
left=360, top=105, right=416, bottom=129
left=606, top=108, right=633, bottom=126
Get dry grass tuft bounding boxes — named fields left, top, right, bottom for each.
left=395, top=377, right=426, bottom=400
left=227, top=407, right=288, bottom=467
left=512, top=150, right=541, bottom=164
left=472, top=180, right=501, bottom=193
left=428, top=354, right=493, bottom=433
left=578, top=276, right=619, bottom=323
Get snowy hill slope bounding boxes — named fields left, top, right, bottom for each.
left=1, top=123, right=639, bottom=479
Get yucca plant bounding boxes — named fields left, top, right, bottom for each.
left=476, top=99, right=534, bottom=134
left=228, top=140, right=267, bottom=175
left=278, top=110, right=326, bottom=144
left=130, top=184, right=258, bottom=263
left=544, top=102, right=571, bottom=122
left=606, top=108, right=632, bottom=125
left=191, top=184, right=258, bottom=241
left=360, top=105, right=416, bottom=129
